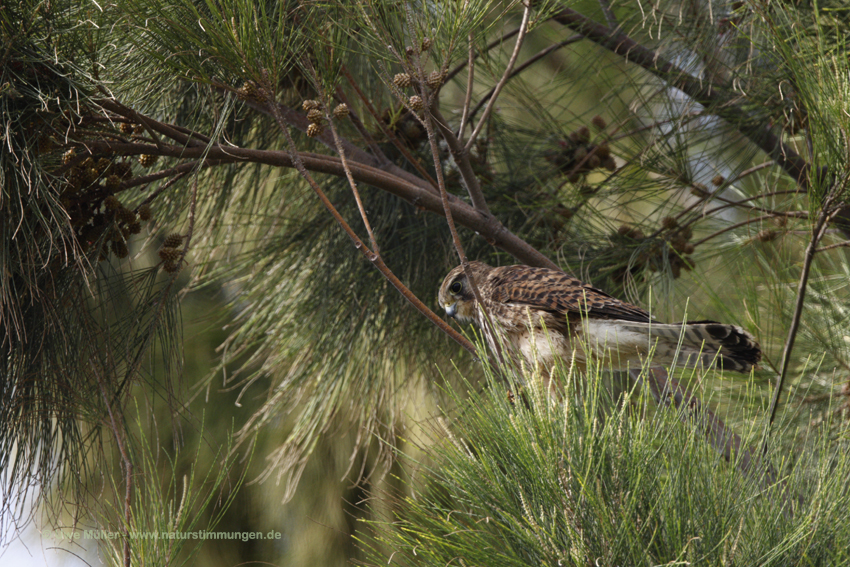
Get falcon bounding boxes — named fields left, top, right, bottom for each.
left=438, top=261, right=760, bottom=373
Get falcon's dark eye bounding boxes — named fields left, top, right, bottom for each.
left=449, top=280, right=463, bottom=294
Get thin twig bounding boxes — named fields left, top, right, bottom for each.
left=334, top=86, right=392, bottom=168
left=464, top=3, right=532, bottom=153
left=815, top=239, right=850, bottom=253
left=136, top=171, right=191, bottom=210
left=597, top=0, right=618, bottom=28
left=767, top=201, right=840, bottom=430
left=179, top=173, right=199, bottom=265
left=691, top=214, right=773, bottom=247
left=457, top=35, right=475, bottom=144
left=465, top=34, right=584, bottom=128
left=431, top=107, right=491, bottom=214
left=445, top=27, right=522, bottom=83
left=411, top=38, right=507, bottom=363
left=121, top=160, right=220, bottom=194
left=264, top=93, right=475, bottom=354
left=311, top=73, right=380, bottom=252
left=341, top=67, right=440, bottom=192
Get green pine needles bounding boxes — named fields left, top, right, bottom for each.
left=361, top=359, right=850, bottom=566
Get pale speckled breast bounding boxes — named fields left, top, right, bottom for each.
left=475, top=301, right=583, bottom=368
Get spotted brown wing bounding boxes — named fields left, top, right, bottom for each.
left=488, top=265, right=651, bottom=323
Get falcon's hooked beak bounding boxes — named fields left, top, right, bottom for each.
left=444, top=302, right=457, bottom=318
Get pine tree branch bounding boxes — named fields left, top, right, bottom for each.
left=87, top=132, right=556, bottom=269
left=551, top=7, right=812, bottom=188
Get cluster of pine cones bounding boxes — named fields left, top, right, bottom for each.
left=59, top=150, right=153, bottom=261
left=546, top=118, right=617, bottom=182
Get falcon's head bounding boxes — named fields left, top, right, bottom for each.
left=438, top=261, right=492, bottom=324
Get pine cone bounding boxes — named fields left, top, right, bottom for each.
left=138, top=203, right=152, bottom=221
left=426, top=70, right=446, bottom=89
left=111, top=240, right=129, bottom=259
left=104, top=195, right=121, bottom=211
left=158, top=247, right=181, bottom=262
left=105, top=174, right=122, bottom=189
left=138, top=154, right=158, bottom=167
left=332, top=104, right=349, bottom=119
left=392, top=73, right=412, bottom=88
left=163, top=233, right=183, bottom=248
left=307, top=108, right=324, bottom=123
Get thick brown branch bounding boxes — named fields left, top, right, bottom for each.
left=88, top=140, right=556, bottom=268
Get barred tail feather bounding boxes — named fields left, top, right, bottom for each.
left=619, top=321, right=761, bottom=373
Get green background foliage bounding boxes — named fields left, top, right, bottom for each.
left=2, top=0, right=850, bottom=565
